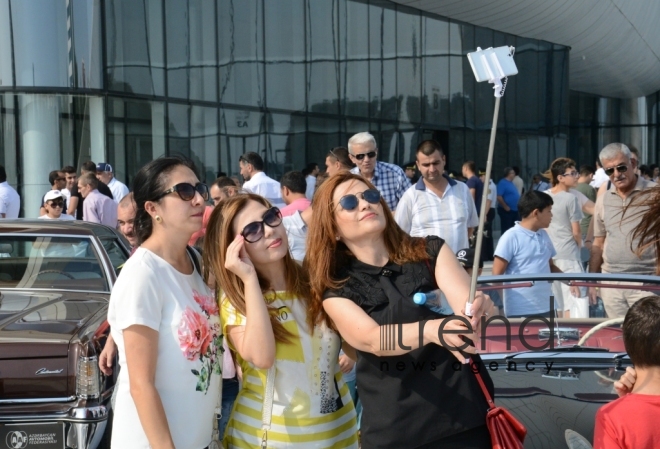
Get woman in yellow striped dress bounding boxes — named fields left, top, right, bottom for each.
left=203, top=193, right=358, bottom=448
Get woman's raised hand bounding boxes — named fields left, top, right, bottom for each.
left=427, top=317, right=478, bottom=364
left=225, top=235, right=256, bottom=281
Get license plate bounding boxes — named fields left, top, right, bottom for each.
left=0, top=422, right=64, bottom=449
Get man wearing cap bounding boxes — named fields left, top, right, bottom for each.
left=96, top=162, right=129, bottom=203
left=402, top=161, right=419, bottom=184
left=78, top=173, right=118, bottom=227
left=39, top=191, right=75, bottom=220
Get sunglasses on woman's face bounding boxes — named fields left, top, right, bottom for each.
left=604, top=164, right=628, bottom=176
left=337, top=189, right=381, bottom=211
left=154, top=182, right=209, bottom=201
left=241, top=207, right=283, bottom=243
left=48, top=200, right=64, bottom=208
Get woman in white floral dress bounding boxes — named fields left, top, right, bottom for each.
left=108, top=156, right=222, bottom=449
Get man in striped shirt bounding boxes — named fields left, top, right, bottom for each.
left=394, top=140, right=478, bottom=252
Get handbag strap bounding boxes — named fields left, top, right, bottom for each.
left=423, top=259, right=495, bottom=410
left=261, top=365, right=276, bottom=448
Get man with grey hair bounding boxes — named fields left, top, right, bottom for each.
left=589, top=142, right=656, bottom=318
left=348, top=132, right=410, bottom=210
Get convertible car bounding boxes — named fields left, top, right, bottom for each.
left=0, top=220, right=130, bottom=449
left=475, top=272, right=659, bottom=449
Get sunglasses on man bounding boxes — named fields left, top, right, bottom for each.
left=48, top=200, right=64, bottom=208
left=154, top=182, right=209, bottom=201
left=336, top=189, right=381, bottom=211
left=351, top=151, right=377, bottom=161
left=604, top=164, right=628, bottom=176
left=240, top=207, right=282, bottom=243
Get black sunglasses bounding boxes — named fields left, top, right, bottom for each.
left=154, top=182, right=209, bottom=202
left=337, top=189, right=381, bottom=211
left=604, top=164, right=628, bottom=176
left=241, top=207, right=283, bottom=243
left=352, top=151, right=377, bottom=161
left=48, top=200, right=64, bottom=208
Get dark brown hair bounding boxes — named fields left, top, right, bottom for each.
left=623, top=295, right=660, bottom=368
left=304, top=172, right=429, bottom=328
left=203, top=194, right=311, bottom=343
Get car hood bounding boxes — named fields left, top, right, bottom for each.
left=0, top=290, right=108, bottom=359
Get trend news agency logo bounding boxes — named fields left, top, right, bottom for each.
left=380, top=296, right=562, bottom=372
left=6, top=431, right=28, bottom=449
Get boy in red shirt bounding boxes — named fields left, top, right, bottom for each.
left=594, top=295, right=660, bottom=448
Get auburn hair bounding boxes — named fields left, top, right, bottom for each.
left=203, top=194, right=311, bottom=343
left=627, top=186, right=660, bottom=274
left=304, top=172, right=429, bottom=329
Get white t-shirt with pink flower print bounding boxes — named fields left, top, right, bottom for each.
left=108, top=247, right=222, bottom=449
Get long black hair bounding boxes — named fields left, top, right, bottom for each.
left=132, top=155, right=197, bottom=245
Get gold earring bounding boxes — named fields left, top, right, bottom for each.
left=155, top=215, right=162, bottom=223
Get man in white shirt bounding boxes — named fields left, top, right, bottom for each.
left=0, top=165, right=20, bottom=218
left=239, top=152, right=285, bottom=207
left=394, top=140, right=478, bottom=252
left=38, top=190, right=75, bottom=220
left=96, top=162, right=129, bottom=203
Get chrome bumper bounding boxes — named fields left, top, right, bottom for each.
left=0, top=405, right=109, bottom=449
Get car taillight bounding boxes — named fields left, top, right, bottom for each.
left=76, top=356, right=101, bottom=399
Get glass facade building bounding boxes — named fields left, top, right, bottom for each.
left=1, top=0, right=573, bottom=216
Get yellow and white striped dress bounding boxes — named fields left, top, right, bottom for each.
left=220, top=291, right=358, bottom=448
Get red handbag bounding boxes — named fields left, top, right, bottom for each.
left=473, top=369, right=527, bottom=449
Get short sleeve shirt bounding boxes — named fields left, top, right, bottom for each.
left=322, top=236, right=492, bottom=448
left=108, top=248, right=222, bottom=449
left=0, top=182, right=20, bottom=218
left=497, top=179, right=520, bottom=210
left=465, top=175, right=483, bottom=212
left=593, top=176, right=657, bottom=274
left=494, top=223, right=557, bottom=316
left=544, top=190, right=583, bottom=261
left=394, top=177, right=478, bottom=252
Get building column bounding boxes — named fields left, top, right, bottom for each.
left=19, top=94, right=61, bottom=218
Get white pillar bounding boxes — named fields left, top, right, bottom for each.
left=19, top=95, right=60, bottom=218
left=89, top=97, right=105, bottom=163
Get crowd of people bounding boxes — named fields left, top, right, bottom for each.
left=1, top=133, right=659, bottom=448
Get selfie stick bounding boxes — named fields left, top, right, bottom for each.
left=464, top=47, right=516, bottom=317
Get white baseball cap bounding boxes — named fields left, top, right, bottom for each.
left=44, top=190, right=64, bottom=202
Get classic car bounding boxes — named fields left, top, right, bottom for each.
left=0, top=220, right=130, bottom=449
left=475, top=272, right=660, bottom=449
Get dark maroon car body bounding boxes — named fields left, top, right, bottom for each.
left=0, top=220, right=129, bottom=449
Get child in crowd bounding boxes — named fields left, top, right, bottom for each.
left=492, top=190, right=577, bottom=317
left=594, top=296, right=660, bottom=448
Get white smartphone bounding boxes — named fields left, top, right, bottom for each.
left=467, top=46, right=518, bottom=82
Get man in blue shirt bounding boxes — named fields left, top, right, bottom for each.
left=348, top=132, right=411, bottom=211
left=497, top=167, right=521, bottom=233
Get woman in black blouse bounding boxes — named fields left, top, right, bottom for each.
left=306, top=172, right=495, bottom=449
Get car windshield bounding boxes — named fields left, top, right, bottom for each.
left=0, top=235, right=110, bottom=292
